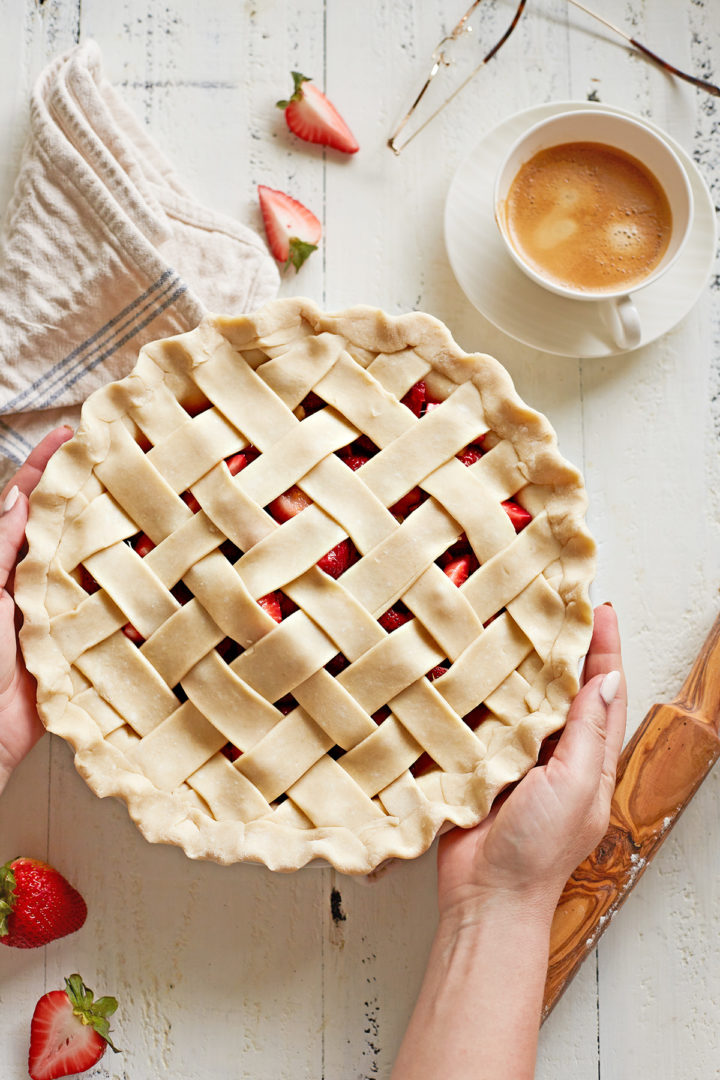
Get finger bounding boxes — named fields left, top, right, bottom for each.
left=582, top=604, right=624, bottom=686
left=550, top=673, right=617, bottom=792
left=0, top=426, right=73, bottom=503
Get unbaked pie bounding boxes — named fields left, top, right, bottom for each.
left=16, top=299, right=594, bottom=874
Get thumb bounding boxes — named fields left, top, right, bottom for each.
left=0, top=488, right=28, bottom=593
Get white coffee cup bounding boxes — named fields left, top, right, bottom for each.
left=494, top=110, right=694, bottom=350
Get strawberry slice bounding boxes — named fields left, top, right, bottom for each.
left=258, top=184, right=321, bottom=271
left=225, top=452, right=247, bottom=476
left=277, top=72, right=358, bottom=154
left=268, top=485, right=312, bottom=523
left=443, top=554, right=471, bottom=588
left=77, top=566, right=99, bottom=595
left=378, top=605, right=413, bottom=633
left=390, top=487, right=424, bottom=519
left=401, top=381, right=426, bottom=417
left=427, top=664, right=449, bottom=681
left=132, top=532, right=155, bottom=558
left=122, top=623, right=144, bottom=646
left=502, top=500, right=532, bottom=532
left=457, top=443, right=485, bottom=467
left=317, top=538, right=355, bottom=579
left=28, top=974, right=119, bottom=1080
left=221, top=742, right=242, bottom=763
left=258, top=592, right=283, bottom=623
left=341, top=452, right=370, bottom=472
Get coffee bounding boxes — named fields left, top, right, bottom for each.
left=502, top=141, right=673, bottom=293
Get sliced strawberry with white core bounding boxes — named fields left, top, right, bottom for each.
left=28, top=974, right=119, bottom=1080
left=268, top=485, right=312, bottom=523
left=257, top=185, right=321, bottom=271
left=443, top=555, right=471, bottom=588
left=278, top=72, right=359, bottom=154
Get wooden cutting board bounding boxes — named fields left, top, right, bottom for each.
left=543, top=612, right=720, bottom=1018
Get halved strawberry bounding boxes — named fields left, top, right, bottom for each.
left=427, top=663, right=449, bottom=681
left=268, top=485, right=312, bottom=523
left=257, top=184, right=321, bottom=271
left=258, top=592, right=283, bottom=623
left=277, top=72, right=358, bottom=154
left=28, top=974, right=119, bottom=1080
left=0, top=858, right=86, bottom=949
left=502, top=500, right=532, bottom=532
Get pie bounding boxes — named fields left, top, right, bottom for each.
left=16, top=299, right=595, bottom=874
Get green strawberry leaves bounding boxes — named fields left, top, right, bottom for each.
left=65, top=974, right=121, bottom=1053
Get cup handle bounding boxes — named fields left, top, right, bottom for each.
left=607, top=295, right=642, bottom=350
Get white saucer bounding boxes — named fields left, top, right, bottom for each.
left=444, top=101, right=717, bottom=358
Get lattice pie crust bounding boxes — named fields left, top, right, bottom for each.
left=17, top=299, right=595, bottom=874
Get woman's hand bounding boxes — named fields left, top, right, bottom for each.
left=392, top=604, right=626, bottom=1080
left=437, top=603, right=626, bottom=925
left=0, top=427, right=73, bottom=795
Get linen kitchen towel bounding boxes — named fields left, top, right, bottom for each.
left=0, top=39, right=279, bottom=481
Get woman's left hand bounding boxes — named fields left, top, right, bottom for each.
left=0, top=427, right=73, bottom=794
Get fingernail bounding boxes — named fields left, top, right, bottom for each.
left=601, top=601, right=614, bottom=608
left=600, top=670, right=621, bottom=706
left=2, top=485, right=20, bottom=514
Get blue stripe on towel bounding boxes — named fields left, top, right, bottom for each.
left=42, top=282, right=189, bottom=408
left=0, top=270, right=179, bottom=415
left=0, top=418, right=34, bottom=464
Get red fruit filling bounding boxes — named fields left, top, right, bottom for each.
left=401, top=381, right=426, bottom=417
left=443, top=554, right=471, bottom=588
left=257, top=592, right=283, bottom=623
left=268, top=485, right=312, bottom=523
left=389, top=487, right=425, bottom=519
left=317, top=538, right=358, bottom=578
left=298, top=390, right=326, bottom=415
left=221, top=743, right=242, bottom=763
left=325, top=653, right=350, bottom=676
left=378, top=603, right=412, bottom=633
left=457, top=441, right=485, bottom=466
left=502, top=500, right=532, bottom=532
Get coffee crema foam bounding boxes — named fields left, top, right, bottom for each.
left=503, top=142, right=673, bottom=293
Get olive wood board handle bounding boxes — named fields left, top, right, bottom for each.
left=542, top=612, right=720, bottom=1020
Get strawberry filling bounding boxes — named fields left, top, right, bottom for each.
left=502, top=499, right=532, bottom=532
left=378, top=602, right=412, bottom=633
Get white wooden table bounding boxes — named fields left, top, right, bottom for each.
left=1, top=2, right=719, bottom=1077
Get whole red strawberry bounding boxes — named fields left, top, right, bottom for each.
left=0, top=858, right=87, bottom=949
left=29, top=974, right=120, bottom=1080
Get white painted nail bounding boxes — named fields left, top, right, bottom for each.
left=600, top=670, right=621, bottom=706
left=2, top=486, right=19, bottom=514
